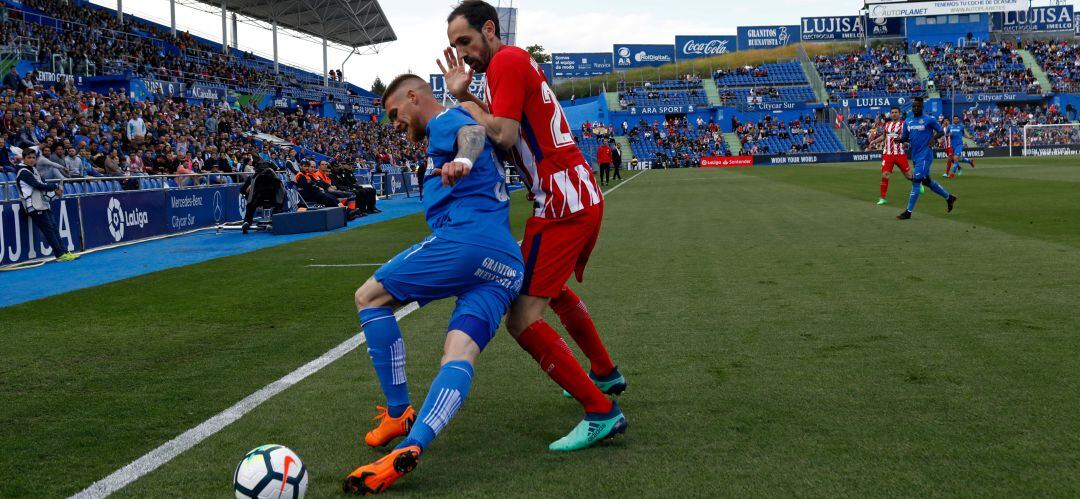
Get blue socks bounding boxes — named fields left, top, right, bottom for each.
left=908, top=179, right=951, bottom=213
left=397, top=360, right=474, bottom=451
left=359, top=307, right=410, bottom=416
left=907, top=180, right=922, bottom=212
left=927, top=179, right=950, bottom=198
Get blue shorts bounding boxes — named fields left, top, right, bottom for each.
left=374, top=235, right=524, bottom=350
left=952, top=146, right=964, bottom=158
left=912, top=158, right=933, bottom=179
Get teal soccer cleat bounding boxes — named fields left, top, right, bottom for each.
left=549, top=403, right=628, bottom=452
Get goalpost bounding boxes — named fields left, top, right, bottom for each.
left=1021, top=123, right=1080, bottom=157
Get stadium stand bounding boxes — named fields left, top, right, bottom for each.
left=917, top=42, right=1040, bottom=95
left=813, top=47, right=926, bottom=101
left=618, top=76, right=709, bottom=110
left=623, top=117, right=728, bottom=167
left=732, top=114, right=844, bottom=155
left=1024, top=39, right=1080, bottom=94
left=844, top=103, right=1071, bottom=150
left=713, top=62, right=808, bottom=86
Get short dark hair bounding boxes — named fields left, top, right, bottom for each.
left=913, top=96, right=924, bottom=103
left=22, top=149, right=36, bottom=158
left=447, top=0, right=500, bottom=37
left=382, top=74, right=426, bottom=105
left=890, top=106, right=901, bottom=112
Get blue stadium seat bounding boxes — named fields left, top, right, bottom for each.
left=109, top=181, right=121, bottom=191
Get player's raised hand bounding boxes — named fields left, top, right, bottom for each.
left=437, top=47, right=474, bottom=99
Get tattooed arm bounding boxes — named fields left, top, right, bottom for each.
left=435, top=124, right=486, bottom=187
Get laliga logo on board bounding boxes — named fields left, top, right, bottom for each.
left=106, top=197, right=150, bottom=242
left=682, top=39, right=730, bottom=56
left=107, top=197, right=125, bottom=241
left=213, top=190, right=224, bottom=223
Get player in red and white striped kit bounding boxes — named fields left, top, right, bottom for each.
left=439, top=0, right=627, bottom=453
left=869, top=107, right=914, bottom=205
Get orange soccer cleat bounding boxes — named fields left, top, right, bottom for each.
left=342, top=445, right=421, bottom=495
left=364, top=406, right=416, bottom=447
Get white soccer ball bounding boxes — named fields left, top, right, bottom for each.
left=234, top=444, right=309, bottom=499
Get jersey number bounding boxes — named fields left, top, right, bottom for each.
left=540, top=81, right=575, bottom=148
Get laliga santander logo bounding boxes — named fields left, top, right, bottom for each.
left=107, top=197, right=125, bottom=241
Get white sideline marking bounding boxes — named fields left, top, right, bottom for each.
left=72, top=171, right=644, bottom=498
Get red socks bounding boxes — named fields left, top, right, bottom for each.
left=880, top=178, right=889, bottom=199
left=515, top=320, right=613, bottom=414
left=550, top=286, right=615, bottom=377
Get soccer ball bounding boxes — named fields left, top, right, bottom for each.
left=234, top=444, right=308, bottom=499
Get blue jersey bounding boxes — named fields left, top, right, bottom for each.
left=901, top=115, right=944, bottom=162
left=947, top=124, right=966, bottom=150
left=423, top=107, right=517, bottom=257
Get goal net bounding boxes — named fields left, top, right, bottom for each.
left=1022, top=123, right=1080, bottom=157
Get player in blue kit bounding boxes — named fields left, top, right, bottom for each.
left=343, top=74, right=524, bottom=495
left=943, top=116, right=975, bottom=178
left=896, top=97, right=958, bottom=220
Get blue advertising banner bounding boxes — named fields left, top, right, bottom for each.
left=864, top=15, right=906, bottom=38
left=944, top=92, right=1045, bottom=104
left=613, top=44, right=676, bottom=69
left=627, top=104, right=701, bottom=115
left=737, top=25, right=799, bottom=50
left=800, top=16, right=865, bottom=41
left=142, top=79, right=185, bottom=98
left=539, top=63, right=553, bottom=84
left=166, top=186, right=244, bottom=233
left=80, top=191, right=169, bottom=250
left=186, top=82, right=227, bottom=100
left=429, top=74, right=487, bottom=102
left=551, top=52, right=613, bottom=78
left=0, top=199, right=81, bottom=265
left=992, top=5, right=1074, bottom=33
left=675, top=36, right=738, bottom=60
left=741, top=101, right=825, bottom=112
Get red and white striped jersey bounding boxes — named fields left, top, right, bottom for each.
left=882, top=120, right=905, bottom=156
left=483, top=45, right=602, bottom=219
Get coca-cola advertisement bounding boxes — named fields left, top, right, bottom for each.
left=700, top=156, right=754, bottom=168
left=675, top=35, right=738, bottom=60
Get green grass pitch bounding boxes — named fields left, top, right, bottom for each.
left=3, top=157, right=1080, bottom=497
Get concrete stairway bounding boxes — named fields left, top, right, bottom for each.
left=1016, top=49, right=1053, bottom=95
left=614, top=135, right=634, bottom=162
left=605, top=91, right=623, bottom=111
left=907, top=53, right=940, bottom=99
left=723, top=132, right=743, bottom=155
left=702, top=78, right=724, bottom=107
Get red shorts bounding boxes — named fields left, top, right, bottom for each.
left=519, top=203, right=603, bottom=298
left=881, top=154, right=910, bottom=173
left=946, top=147, right=954, bottom=157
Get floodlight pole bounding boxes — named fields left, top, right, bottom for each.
left=170, top=0, right=176, bottom=36
left=273, top=20, right=279, bottom=74
left=221, top=3, right=228, bottom=54
left=231, top=12, right=239, bottom=50
left=323, top=37, right=329, bottom=87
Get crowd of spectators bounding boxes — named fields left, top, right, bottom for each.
left=618, top=76, right=708, bottom=109
left=845, top=104, right=1073, bottom=150
left=919, top=42, right=1040, bottom=95
left=0, top=0, right=352, bottom=97
left=1024, top=39, right=1080, bottom=94
left=814, top=46, right=925, bottom=101
left=733, top=114, right=827, bottom=155
left=625, top=116, right=728, bottom=167
left=0, top=79, right=424, bottom=187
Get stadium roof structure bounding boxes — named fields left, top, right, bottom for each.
left=208, top=0, right=396, bottom=48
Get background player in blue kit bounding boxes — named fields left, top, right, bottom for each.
left=343, top=74, right=524, bottom=495
left=944, top=116, right=975, bottom=178
left=896, top=97, right=958, bottom=220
